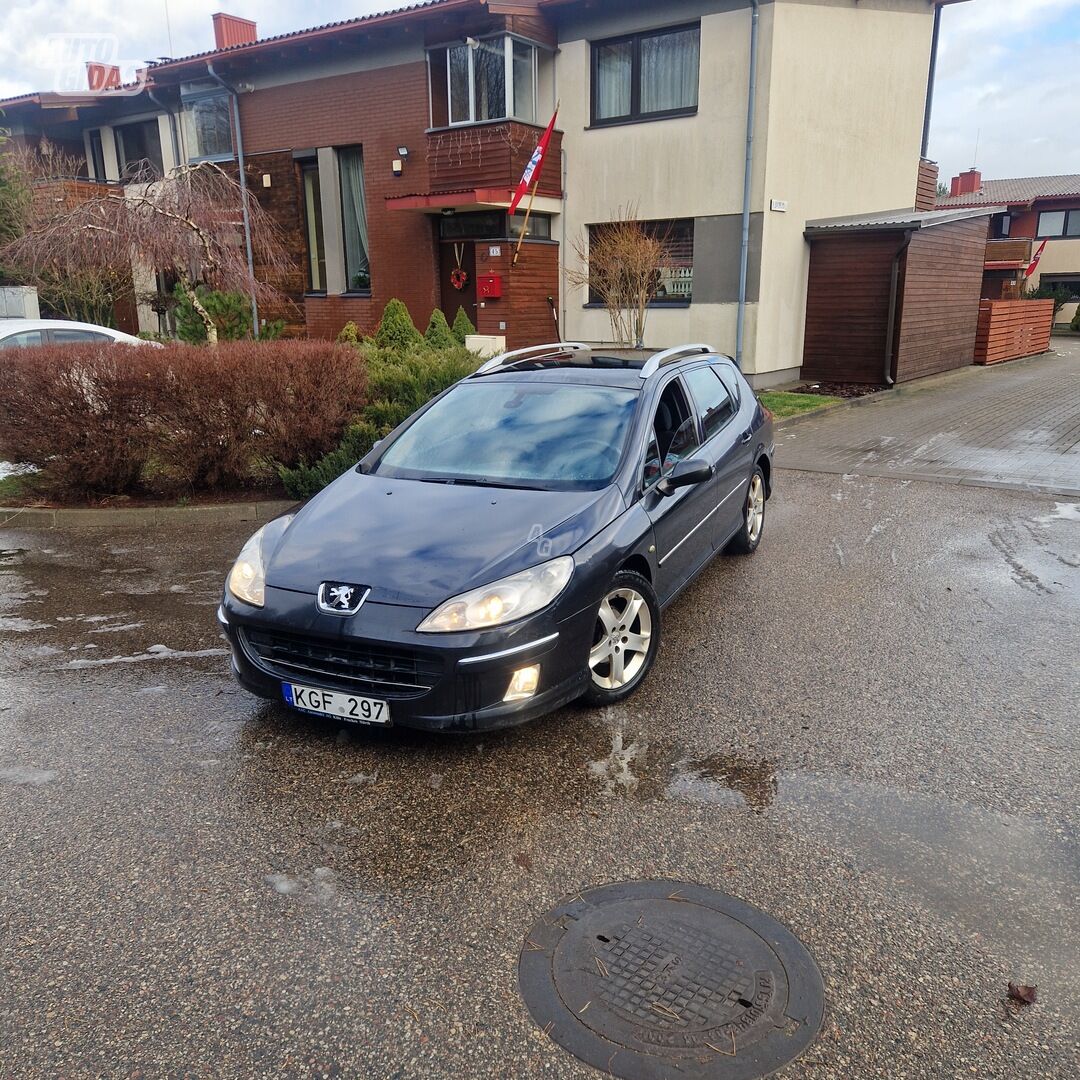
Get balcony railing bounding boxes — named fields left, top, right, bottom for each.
left=31, top=177, right=120, bottom=215
left=426, top=120, right=562, bottom=199
left=985, top=238, right=1033, bottom=266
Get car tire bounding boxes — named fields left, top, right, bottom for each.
left=725, top=465, right=767, bottom=555
left=581, top=570, right=661, bottom=706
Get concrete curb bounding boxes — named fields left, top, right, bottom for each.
left=0, top=499, right=297, bottom=530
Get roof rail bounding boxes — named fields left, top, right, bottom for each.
left=472, top=342, right=592, bottom=376
left=639, top=344, right=715, bottom=380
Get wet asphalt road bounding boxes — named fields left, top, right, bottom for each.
left=1, top=471, right=1078, bottom=1078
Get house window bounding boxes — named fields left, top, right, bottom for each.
left=510, top=211, right=551, bottom=239
left=1040, top=276, right=1080, bottom=302
left=591, top=24, right=700, bottom=125
left=1037, top=209, right=1080, bottom=238
left=301, top=162, right=326, bottom=293
left=115, top=119, right=163, bottom=179
left=432, top=36, right=538, bottom=127
left=338, top=147, right=370, bottom=292
left=439, top=211, right=506, bottom=240
left=512, top=40, right=537, bottom=124
left=87, top=129, right=106, bottom=181
left=587, top=219, right=695, bottom=305
left=180, top=93, right=233, bottom=161
left=437, top=211, right=551, bottom=240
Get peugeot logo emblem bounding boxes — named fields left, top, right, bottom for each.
left=317, top=582, right=371, bottom=616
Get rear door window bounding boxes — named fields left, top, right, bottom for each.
left=50, top=329, right=111, bottom=344
left=683, top=366, right=737, bottom=440
left=0, top=330, right=44, bottom=348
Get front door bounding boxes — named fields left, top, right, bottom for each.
left=681, top=363, right=750, bottom=549
left=642, top=377, right=716, bottom=604
left=440, top=241, right=477, bottom=329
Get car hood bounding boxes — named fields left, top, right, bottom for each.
left=266, top=470, right=624, bottom=607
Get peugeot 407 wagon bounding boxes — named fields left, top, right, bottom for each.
left=218, top=342, right=774, bottom=732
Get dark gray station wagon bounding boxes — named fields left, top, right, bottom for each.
left=219, top=343, right=774, bottom=732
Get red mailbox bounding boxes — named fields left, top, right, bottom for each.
left=478, top=273, right=503, bottom=299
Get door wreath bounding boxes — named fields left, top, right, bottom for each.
left=450, top=243, right=469, bottom=291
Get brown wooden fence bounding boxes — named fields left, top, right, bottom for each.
left=974, top=300, right=1054, bottom=366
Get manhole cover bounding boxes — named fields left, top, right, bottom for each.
left=518, top=881, right=824, bottom=1080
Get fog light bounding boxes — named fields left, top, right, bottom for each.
left=504, top=664, right=540, bottom=702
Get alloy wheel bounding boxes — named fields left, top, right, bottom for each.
left=589, top=587, right=653, bottom=690
left=747, top=473, right=765, bottom=543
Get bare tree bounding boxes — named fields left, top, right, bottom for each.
left=1, top=159, right=291, bottom=345
left=566, top=208, right=669, bottom=347
left=0, top=141, right=128, bottom=325
left=0, top=133, right=32, bottom=247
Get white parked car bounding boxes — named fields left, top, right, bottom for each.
left=0, top=319, right=153, bottom=348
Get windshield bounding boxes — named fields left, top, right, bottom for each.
left=374, top=380, right=639, bottom=490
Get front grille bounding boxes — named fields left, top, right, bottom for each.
left=240, top=626, right=443, bottom=698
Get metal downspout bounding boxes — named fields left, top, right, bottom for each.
left=921, top=4, right=943, bottom=160
left=736, top=0, right=760, bottom=371
left=884, top=231, right=914, bottom=386
left=206, top=62, right=258, bottom=336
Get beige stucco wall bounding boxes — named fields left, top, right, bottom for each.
left=1027, top=238, right=1080, bottom=325
left=558, top=2, right=773, bottom=361
left=558, top=0, right=936, bottom=379
left=755, top=0, right=934, bottom=378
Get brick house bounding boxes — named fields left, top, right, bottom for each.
left=2, top=0, right=969, bottom=386
left=938, top=169, right=1080, bottom=327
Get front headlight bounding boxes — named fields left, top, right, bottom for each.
left=227, top=525, right=271, bottom=607
left=417, top=556, right=574, bottom=633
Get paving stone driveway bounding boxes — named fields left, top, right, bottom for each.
left=776, top=339, right=1080, bottom=496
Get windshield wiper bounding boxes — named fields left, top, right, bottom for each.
left=418, top=476, right=538, bottom=490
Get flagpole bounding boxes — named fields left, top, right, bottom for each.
left=513, top=180, right=540, bottom=267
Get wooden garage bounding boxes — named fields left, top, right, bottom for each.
left=801, top=206, right=1000, bottom=384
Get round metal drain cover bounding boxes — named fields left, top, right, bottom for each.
left=518, top=881, right=824, bottom=1080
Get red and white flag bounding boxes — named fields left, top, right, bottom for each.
left=1025, top=239, right=1048, bottom=279
left=509, top=108, right=558, bottom=215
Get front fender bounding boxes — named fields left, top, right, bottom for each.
left=563, top=503, right=656, bottom=618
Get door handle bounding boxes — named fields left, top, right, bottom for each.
left=739, top=429, right=753, bottom=445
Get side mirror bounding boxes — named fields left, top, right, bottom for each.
left=657, top=458, right=713, bottom=496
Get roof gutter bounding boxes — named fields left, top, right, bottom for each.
left=206, top=61, right=258, bottom=337
left=735, top=0, right=760, bottom=371
left=884, top=230, right=915, bottom=386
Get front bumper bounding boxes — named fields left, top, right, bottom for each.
left=218, top=588, right=594, bottom=733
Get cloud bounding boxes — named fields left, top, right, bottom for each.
left=4, top=0, right=1076, bottom=189
left=931, top=0, right=1080, bottom=181
left=0, top=0, right=387, bottom=100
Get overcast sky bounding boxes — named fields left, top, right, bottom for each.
left=2, top=0, right=1077, bottom=184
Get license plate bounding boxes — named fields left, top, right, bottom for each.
left=282, top=683, right=390, bottom=725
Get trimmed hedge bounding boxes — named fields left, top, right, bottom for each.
left=280, top=344, right=479, bottom=500
left=0, top=340, right=365, bottom=497
left=424, top=308, right=456, bottom=349
left=373, top=298, right=423, bottom=352
left=452, top=306, right=476, bottom=345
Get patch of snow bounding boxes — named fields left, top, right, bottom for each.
left=60, top=645, right=228, bottom=669
left=1037, top=503, right=1080, bottom=524
left=0, top=766, right=56, bottom=787
left=0, top=462, right=35, bottom=481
